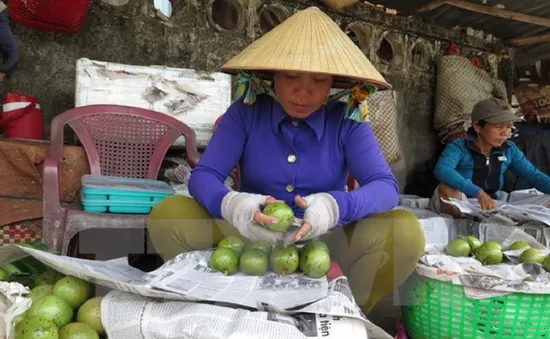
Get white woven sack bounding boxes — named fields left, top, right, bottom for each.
left=434, top=55, right=507, bottom=131
left=366, top=90, right=401, bottom=165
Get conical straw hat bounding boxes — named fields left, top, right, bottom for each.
left=221, top=6, right=390, bottom=90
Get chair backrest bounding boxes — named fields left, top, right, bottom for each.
left=50, top=105, right=200, bottom=179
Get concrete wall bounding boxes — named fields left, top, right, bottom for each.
left=4, top=0, right=513, bottom=189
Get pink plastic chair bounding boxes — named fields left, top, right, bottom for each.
left=43, top=104, right=200, bottom=255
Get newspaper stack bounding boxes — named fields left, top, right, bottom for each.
left=74, top=58, right=233, bottom=149
left=0, top=245, right=394, bottom=339
left=443, top=189, right=550, bottom=227
left=441, top=190, right=550, bottom=247
left=398, top=189, right=550, bottom=250
left=398, top=195, right=430, bottom=210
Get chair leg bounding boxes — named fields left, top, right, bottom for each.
left=42, top=210, right=67, bottom=252
left=61, top=225, right=84, bottom=256
left=66, top=234, right=80, bottom=258
left=61, top=236, right=73, bottom=256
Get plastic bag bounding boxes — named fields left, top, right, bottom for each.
left=0, top=282, right=31, bottom=339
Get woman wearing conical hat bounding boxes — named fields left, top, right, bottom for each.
left=148, top=7, right=425, bottom=315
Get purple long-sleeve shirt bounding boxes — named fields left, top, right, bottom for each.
left=188, top=94, right=399, bottom=227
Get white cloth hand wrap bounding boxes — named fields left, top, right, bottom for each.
left=221, top=191, right=283, bottom=243
left=300, top=193, right=340, bottom=240
left=283, top=193, right=340, bottom=245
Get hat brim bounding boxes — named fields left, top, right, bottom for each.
left=220, top=7, right=391, bottom=91
left=222, top=69, right=392, bottom=90
left=484, top=114, right=522, bottom=124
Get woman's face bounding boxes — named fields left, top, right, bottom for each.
left=474, top=121, right=514, bottom=147
left=273, top=71, right=334, bottom=119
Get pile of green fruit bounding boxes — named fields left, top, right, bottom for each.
left=507, top=241, right=550, bottom=272
left=446, top=236, right=550, bottom=270
left=445, top=236, right=504, bottom=265
left=0, top=241, right=105, bottom=338
left=14, top=268, right=105, bottom=339
left=209, top=236, right=332, bottom=279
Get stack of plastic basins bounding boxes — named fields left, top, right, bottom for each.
left=81, top=175, right=174, bottom=214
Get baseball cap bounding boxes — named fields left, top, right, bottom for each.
left=471, top=97, right=521, bottom=124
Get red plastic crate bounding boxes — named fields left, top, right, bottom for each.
left=8, top=0, right=92, bottom=34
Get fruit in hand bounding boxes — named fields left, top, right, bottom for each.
left=262, top=202, right=295, bottom=232
left=209, top=247, right=239, bottom=275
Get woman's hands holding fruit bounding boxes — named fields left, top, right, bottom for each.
left=284, top=194, right=340, bottom=244
left=222, top=191, right=340, bottom=245
left=221, top=191, right=284, bottom=243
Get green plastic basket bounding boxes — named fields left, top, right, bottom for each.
left=401, top=272, right=550, bottom=339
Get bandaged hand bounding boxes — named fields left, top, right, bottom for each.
left=221, top=191, right=284, bottom=244
left=284, top=193, right=340, bottom=244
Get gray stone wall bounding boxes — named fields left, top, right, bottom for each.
left=4, top=0, right=514, bottom=190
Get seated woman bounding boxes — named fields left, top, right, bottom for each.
left=430, top=95, right=550, bottom=218
left=147, top=7, right=425, bottom=315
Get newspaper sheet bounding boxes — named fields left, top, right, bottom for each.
left=397, top=207, right=478, bottom=250
left=442, top=196, right=550, bottom=246
left=476, top=221, right=550, bottom=247
left=443, top=194, right=550, bottom=226
left=139, top=249, right=329, bottom=310
left=398, top=195, right=430, bottom=210
left=101, top=284, right=371, bottom=339
left=0, top=245, right=382, bottom=339
left=414, top=211, right=550, bottom=248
